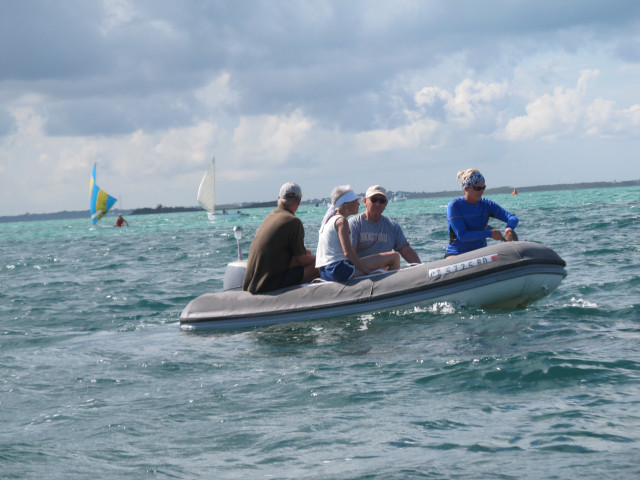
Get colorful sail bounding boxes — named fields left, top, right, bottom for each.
left=90, top=164, right=117, bottom=225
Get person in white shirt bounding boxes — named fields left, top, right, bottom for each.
left=316, top=185, right=400, bottom=282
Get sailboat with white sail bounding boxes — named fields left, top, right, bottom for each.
left=197, top=156, right=242, bottom=219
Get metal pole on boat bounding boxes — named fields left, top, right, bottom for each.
left=233, top=226, right=243, bottom=260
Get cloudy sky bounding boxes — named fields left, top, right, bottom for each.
left=1, top=0, right=639, bottom=216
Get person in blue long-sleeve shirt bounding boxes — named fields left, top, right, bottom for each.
left=445, top=169, right=518, bottom=257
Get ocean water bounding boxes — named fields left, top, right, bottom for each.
left=1, top=186, right=639, bottom=479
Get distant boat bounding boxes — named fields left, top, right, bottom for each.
left=197, top=156, right=242, bottom=220
left=89, top=164, right=117, bottom=226
left=512, top=188, right=518, bottom=195
left=392, top=193, right=407, bottom=202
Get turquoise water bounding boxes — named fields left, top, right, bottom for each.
left=1, top=187, right=639, bottom=479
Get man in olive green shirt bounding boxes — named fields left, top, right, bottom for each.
left=243, top=183, right=319, bottom=294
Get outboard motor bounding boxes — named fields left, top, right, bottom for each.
left=223, top=260, right=248, bottom=291
left=223, top=226, right=248, bottom=291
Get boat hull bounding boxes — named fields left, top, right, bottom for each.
left=207, top=212, right=243, bottom=220
left=180, top=242, right=567, bottom=330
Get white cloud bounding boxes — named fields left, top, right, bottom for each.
left=352, top=77, right=509, bottom=152
left=231, top=109, right=314, bottom=166
left=415, top=86, right=450, bottom=106
left=145, top=121, right=217, bottom=171
left=354, top=119, right=439, bottom=152
left=194, top=73, right=239, bottom=111
left=448, top=79, right=509, bottom=125
left=8, top=104, right=47, bottom=140
left=415, top=78, right=508, bottom=126
left=620, top=104, right=640, bottom=129
left=101, top=0, right=137, bottom=34
left=500, top=69, right=640, bottom=140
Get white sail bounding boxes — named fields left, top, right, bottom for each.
left=197, top=157, right=216, bottom=213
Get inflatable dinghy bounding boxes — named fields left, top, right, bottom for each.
left=180, top=241, right=566, bottom=331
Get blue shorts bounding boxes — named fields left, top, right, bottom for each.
left=320, top=260, right=355, bottom=282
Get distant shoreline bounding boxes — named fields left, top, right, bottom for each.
left=2, top=179, right=638, bottom=223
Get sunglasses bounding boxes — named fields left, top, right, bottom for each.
left=369, top=197, right=387, bottom=204
left=472, top=185, right=486, bottom=191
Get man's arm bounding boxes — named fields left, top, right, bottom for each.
left=291, top=249, right=319, bottom=283
left=397, top=244, right=421, bottom=264
left=291, top=249, right=315, bottom=268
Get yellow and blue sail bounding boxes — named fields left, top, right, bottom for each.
left=90, top=164, right=117, bottom=225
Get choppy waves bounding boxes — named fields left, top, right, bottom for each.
left=1, top=188, right=640, bottom=479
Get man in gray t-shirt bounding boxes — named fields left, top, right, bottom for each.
left=349, top=185, right=421, bottom=264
